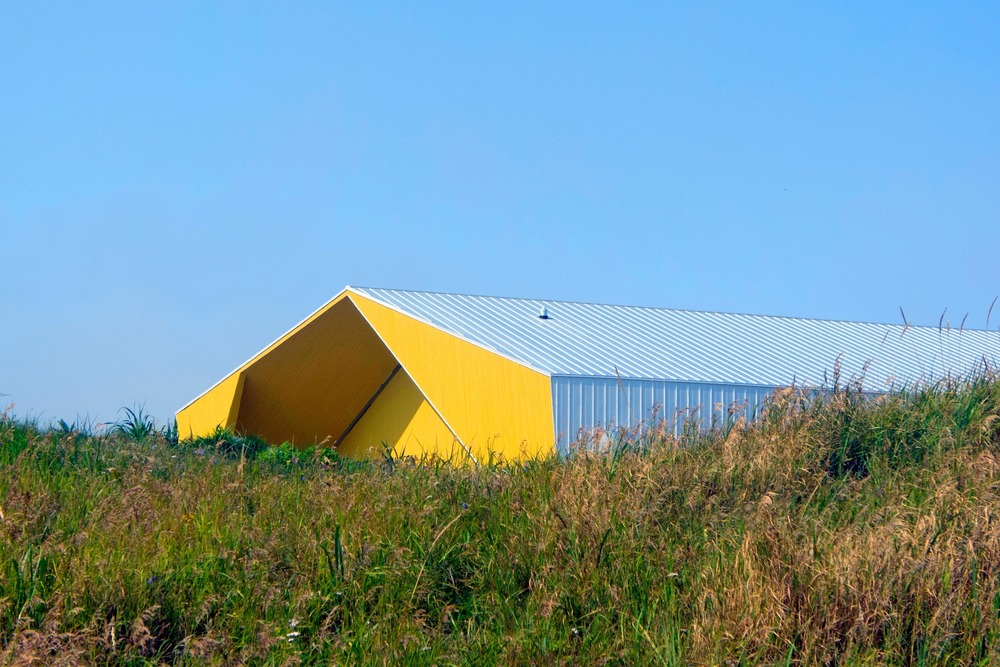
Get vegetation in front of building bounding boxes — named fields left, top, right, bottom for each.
left=2, top=374, right=1000, bottom=665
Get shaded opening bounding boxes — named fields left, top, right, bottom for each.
left=233, top=298, right=400, bottom=446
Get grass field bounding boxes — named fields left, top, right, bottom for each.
left=2, top=375, right=1000, bottom=665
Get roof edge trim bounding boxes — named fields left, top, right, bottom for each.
left=549, top=373, right=786, bottom=389
left=547, top=372, right=952, bottom=393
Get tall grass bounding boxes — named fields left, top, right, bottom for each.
left=1, top=377, right=1000, bottom=665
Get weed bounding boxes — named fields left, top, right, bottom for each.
left=187, top=426, right=268, bottom=459
left=111, top=405, right=157, bottom=441
left=162, top=418, right=179, bottom=445
left=1, top=376, right=1000, bottom=663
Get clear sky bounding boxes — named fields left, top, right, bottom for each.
left=2, top=2, right=999, bottom=425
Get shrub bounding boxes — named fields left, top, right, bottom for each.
left=187, top=426, right=269, bottom=459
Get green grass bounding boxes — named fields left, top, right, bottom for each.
left=2, top=376, right=1000, bottom=665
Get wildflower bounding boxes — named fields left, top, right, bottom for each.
left=300, top=475, right=305, bottom=482
left=286, top=631, right=300, bottom=642
left=195, top=448, right=206, bottom=456
left=461, top=502, right=468, bottom=510
left=146, top=575, right=158, bottom=586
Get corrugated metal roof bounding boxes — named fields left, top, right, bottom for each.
left=350, top=287, right=1000, bottom=390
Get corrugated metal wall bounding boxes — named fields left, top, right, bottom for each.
left=551, top=376, right=777, bottom=454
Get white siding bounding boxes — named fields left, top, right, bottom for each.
left=551, top=376, right=777, bottom=454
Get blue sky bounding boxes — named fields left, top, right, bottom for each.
left=2, top=2, right=999, bottom=424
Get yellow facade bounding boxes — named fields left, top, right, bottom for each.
left=349, top=294, right=554, bottom=461
left=233, top=297, right=399, bottom=446
left=176, top=288, right=556, bottom=461
left=336, top=368, right=463, bottom=461
left=176, top=371, right=244, bottom=440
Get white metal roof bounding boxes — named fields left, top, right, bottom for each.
left=350, top=287, right=1000, bottom=390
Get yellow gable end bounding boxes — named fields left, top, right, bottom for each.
left=349, top=293, right=554, bottom=461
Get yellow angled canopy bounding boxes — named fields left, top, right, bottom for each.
left=177, top=288, right=555, bottom=462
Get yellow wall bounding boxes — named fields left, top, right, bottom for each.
left=337, top=368, right=465, bottom=461
left=176, top=371, right=244, bottom=440
left=235, top=298, right=399, bottom=446
left=349, top=293, right=555, bottom=461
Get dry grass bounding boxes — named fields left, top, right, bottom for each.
left=2, top=377, right=1000, bottom=665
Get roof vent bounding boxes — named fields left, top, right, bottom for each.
left=538, top=306, right=550, bottom=320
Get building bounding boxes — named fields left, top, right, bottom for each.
left=177, top=287, right=1000, bottom=461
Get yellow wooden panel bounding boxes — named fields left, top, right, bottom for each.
left=234, top=298, right=398, bottom=446
left=337, top=369, right=464, bottom=461
left=176, top=371, right=244, bottom=439
left=349, top=293, right=555, bottom=461
left=178, top=292, right=400, bottom=446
